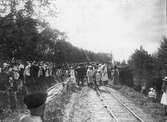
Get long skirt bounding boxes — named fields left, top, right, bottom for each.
left=87, top=77, right=93, bottom=84
left=161, top=92, right=167, bottom=105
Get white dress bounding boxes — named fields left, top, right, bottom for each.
left=161, top=92, right=167, bottom=105
left=101, top=66, right=108, bottom=82
left=87, top=69, right=94, bottom=83
left=70, top=69, right=76, bottom=83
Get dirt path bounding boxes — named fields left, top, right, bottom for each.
left=63, top=87, right=113, bottom=122
left=64, top=86, right=156, bottom=122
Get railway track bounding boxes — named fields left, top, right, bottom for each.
left=44, top=78, right=71, bottom=122
left=96, top=86, right=152, bottom=122
left=46, top=78, right=70, bottom=103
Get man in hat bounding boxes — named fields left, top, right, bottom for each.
left=161, top=76, right=167, bottom=115
left=19, top=92, right=47, bottom=122
left=75, top=65, right=86, bottom=86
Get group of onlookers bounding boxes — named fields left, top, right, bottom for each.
left=0, top=60, right=120, bottom=122
left=17, top=61, right=167, bottom=122
left=0, top=60, right=55, bottom=112
left=86, top=64, right=109, bottom=88
left=74, top=63, right=119, bottom=89
left=20, top=62, right=118, bottom=122
left=0, top=61, right=25, bottom=112
left=0, top=60, right=78, bottom=113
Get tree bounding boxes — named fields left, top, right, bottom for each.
left=0, top=0, right=56, bottom=18
left=0, top=0, right=112, bottom=64
left=157, top=37, right=167, bottom=76
left=128, top=46, right=154, bottom=88
left=0, top=11, right=42, bottom=60
left=0, top=0, right=55, bottom=61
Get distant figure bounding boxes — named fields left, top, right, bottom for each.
left=141, top=82, right=147, bottom=95
left=24, top=62, right=31, bottom=93
left=95, top=69, right=102, bottom=90
left=161, top=76, right=167, bottom=115
left=101, top=64, right=109, bottom=85
left=86, top=65, right=94, bottom=87
left=7, top=75, right=18, bottom=112
left=75, top=65, right=86, bottom=86
left=19, top=92, right=47, bottom=122
left=70, top=67, right=76, bottom=84
left=112, top=65, right=119, bottom=85
left=148, top=88, right=157, bottom=102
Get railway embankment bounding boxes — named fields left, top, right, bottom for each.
left=117, top=85, right=166, bottom=122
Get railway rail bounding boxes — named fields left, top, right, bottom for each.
left=46, top=78, right=70, bottom=103
left=44, top=78, right=71, bottom=122
left=96, top=86, right=148, bottom=122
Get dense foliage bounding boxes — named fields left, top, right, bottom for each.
left=126, top=38, right=167, bottom=93
left=0, top=0, right=112, bottom=64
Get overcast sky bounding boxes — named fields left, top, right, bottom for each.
left=46, top=0, right=166, bottom=61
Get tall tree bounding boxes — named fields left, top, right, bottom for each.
left=0, top=12, right=41, bottom=60
left=128, top=46, right=154, bottom=87
left=0, top=0, right=55, bottom=17
left=157, top=37, right=167, bottom=77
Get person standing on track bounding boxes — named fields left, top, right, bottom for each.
left=86, top=65, right=94, bottom=88
left=70, top=66, right=76, bottom=84
left=95, top=69, right=101, bottom=90
left=75, top=65, right=86, bottom=87
left=112, top=65, right=119, bottom=85
left=75, top=65, right=81, bottom=86
left=101, top=64, right=109, bottom=86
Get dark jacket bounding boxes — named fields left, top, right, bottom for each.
left=162, top=81, right=167, bottom=93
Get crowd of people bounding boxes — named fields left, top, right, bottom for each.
left=0, top=58, right=165, bottom=122
left=72, top=63, right=120, bottom=90
left=19, top=62, right=120, bottom=122
left=2, top=61, right=165, bottom=121
left=5, top=60, right=167, bottom=121
left=0, top=60, right=57, bottom=112
left=4, top=60, right=167, bottom=121
left=0, top=60, right=78, bottom=113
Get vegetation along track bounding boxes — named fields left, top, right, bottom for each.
left=96, top=86, right=153, bottom=122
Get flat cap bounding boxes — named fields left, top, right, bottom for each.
left=24, top=92, right=47, bottom=109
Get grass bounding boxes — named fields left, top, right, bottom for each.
left=117, top=85, right=167, bottom=122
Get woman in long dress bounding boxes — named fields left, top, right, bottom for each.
left=161, top=76, right=167, bottom=115
left=86, top=66, right=94, bottom=87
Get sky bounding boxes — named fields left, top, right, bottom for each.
left=46, top=0, right=167, bottom=61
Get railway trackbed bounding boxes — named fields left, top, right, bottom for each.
left=96, top=86, right=154, bottom=122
